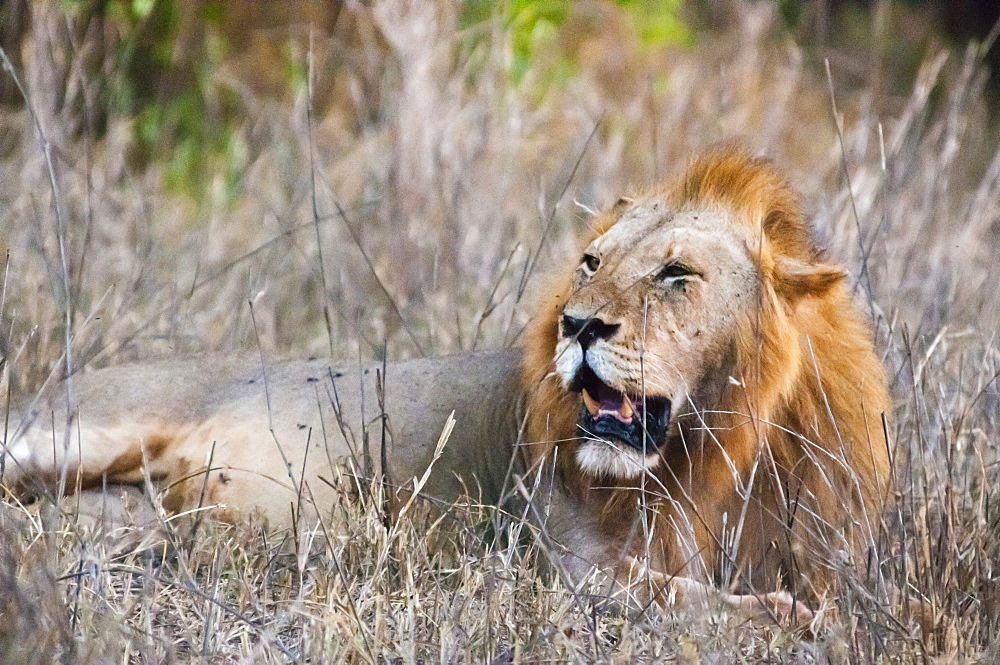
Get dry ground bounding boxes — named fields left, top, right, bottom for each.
left=0, top=1, right=998, bottom=662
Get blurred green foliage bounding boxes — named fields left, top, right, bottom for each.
left=617, top=0, right=693, bottom=49
left=98, top=0, right=248, bottom=204
left=461, top=0, right=693, bottom=87
left=775, top=0, right=805, bottom=28
left=506, top=0, right=570, bottom=85
left=57, top=0, right=696, bottom=203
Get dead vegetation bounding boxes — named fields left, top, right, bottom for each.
left=0, top=1, right=998, bottom=662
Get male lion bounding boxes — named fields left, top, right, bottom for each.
left=3, top=148, right=890, bottom=622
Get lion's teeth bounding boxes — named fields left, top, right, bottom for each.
left=582, top=389, right=600, bottom=417
left=620, top=396, right=634, bottom=420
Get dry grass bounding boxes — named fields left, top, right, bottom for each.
left=0, top=1, right=998, bottom=662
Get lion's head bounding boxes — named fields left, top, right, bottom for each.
left=553, top=198, right=765, bottom=478
left=521, top=147, right=889, bottom=586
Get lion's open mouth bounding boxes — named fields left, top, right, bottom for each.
left=569, top=363, right=671, bottom=454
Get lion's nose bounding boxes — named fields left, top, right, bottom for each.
left=562, top=315, right=620, bottom=350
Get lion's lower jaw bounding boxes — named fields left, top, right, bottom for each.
left=575, top=439, right=660, bottom=479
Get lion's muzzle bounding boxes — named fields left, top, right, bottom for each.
left=569, top=362, right=671, bottom=453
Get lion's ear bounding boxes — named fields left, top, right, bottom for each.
left=611, top=196, right=634, bottom=215
left=773, top=256, right=845, bottom=301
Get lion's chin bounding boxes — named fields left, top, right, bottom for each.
left=575, top=440, right=661, bottom=479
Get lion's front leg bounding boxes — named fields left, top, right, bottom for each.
left=613, top=559, right=814, bottom=626
left=665, top=574, right=814, bottom=625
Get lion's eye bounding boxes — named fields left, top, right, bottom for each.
left=582, top=254, right=601, bottom=273
left=656, top=262, right=694, bottom=281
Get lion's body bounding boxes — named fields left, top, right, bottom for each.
left=7, top=351, right=523, bottom=524
left=4, top=148, right=891, bottom=618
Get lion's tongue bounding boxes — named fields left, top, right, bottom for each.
left=582, top=387, right=634, bottom=424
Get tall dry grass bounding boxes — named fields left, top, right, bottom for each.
left=0, top=1, right=998, bottom=662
